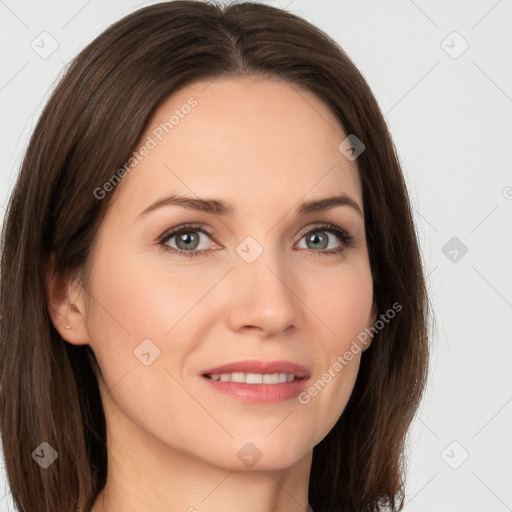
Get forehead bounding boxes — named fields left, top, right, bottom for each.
left=112, top=77, right=362, bottom=216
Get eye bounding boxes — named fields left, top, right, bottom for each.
left=158, top=223, right=217, bottom=258
left=295, top=223, right=354, bottom=256
left=158, top=222, right=355, bottom=258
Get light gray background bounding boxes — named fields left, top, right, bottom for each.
left=1, top=1, right=511, bottom=511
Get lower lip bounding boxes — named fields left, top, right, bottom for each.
left=201, top=375, right=310, bottom=403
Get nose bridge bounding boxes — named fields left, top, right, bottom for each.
left=226, top=233, right=299, bottom=334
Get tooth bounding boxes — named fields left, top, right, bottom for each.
left=263, top=373, right=280, bottom=384
left=230, top=372, right=246, bottom=383
left=208, top=372, right=297, bottom=384
left=245, top=373, right=263, bottom=384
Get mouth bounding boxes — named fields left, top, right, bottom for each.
left=199, top=360, right=311, bottom=403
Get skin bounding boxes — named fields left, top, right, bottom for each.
left=48, top=77, right=376, bottom=512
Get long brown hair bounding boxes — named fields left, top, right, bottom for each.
left=0, top=2, right=430, bottom=511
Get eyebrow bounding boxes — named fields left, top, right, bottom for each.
left=136, top=192, right=363, bottom=219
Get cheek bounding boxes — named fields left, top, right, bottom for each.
left=87, top=243, right=204, bottom=338
left=305, top=256, right=374, bottom=350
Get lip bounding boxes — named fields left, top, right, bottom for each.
left=202, top=376, right=310, bottom=403
left=200, top=359, right=311, bottom=379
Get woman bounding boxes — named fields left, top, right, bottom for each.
left=0, top=2, right=430, bottom=511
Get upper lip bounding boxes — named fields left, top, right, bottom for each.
left=201, top=360, right=310, bottom=379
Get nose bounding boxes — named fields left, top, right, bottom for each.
left=225, top=241, right=301, bottom=337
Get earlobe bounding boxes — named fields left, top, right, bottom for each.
left=44, top=252, right=90, bottom=346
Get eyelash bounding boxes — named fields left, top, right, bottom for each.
left=157, top=222, right=355, bottom=258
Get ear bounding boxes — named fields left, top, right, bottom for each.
left=44, top=252, right=91, bottom=346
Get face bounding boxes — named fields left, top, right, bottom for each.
left=77, top=77, right=375, bottom=471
